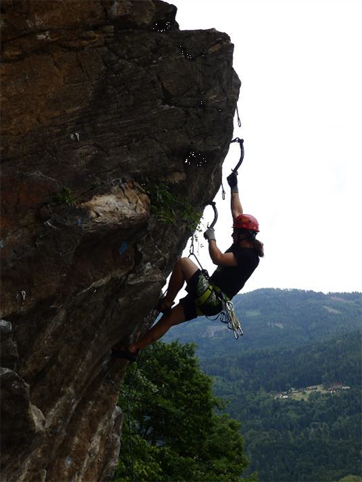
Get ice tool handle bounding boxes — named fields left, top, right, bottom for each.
left=206, top=201, right=218, bottom=229
left=230, top=138, right=244, bottom=173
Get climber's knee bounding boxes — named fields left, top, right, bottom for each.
left=176, top=257, right=198, bottom=282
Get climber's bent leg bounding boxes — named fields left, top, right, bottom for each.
left=158, top=258, right=198, bottom=311
left=129, top=303, right=186, bottom=352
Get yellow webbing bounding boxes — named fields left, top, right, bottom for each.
left=194, top=285, right=229, bottom=316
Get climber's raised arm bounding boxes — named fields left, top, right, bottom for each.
left=227, top=172, right=243, bottom=220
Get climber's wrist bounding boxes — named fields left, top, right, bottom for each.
left=231, top=186, right=239, bottom=194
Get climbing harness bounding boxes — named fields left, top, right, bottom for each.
left=192, top=272, right=243, bottom=340
left=188, top=202, right=244, bottom=339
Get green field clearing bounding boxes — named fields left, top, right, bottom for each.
left=289, top=384, right=329, bottom=401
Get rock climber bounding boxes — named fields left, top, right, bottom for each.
left=112, top=171, right=264, bottom=361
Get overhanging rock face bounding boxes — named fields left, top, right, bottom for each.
left=0, top=1, right=240, bottom=480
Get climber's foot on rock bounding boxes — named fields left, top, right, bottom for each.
left=111, top=346, right=138, bottom=363
left=155, top=297, right=174, bottom=314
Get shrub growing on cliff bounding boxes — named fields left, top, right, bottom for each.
left=113, top=341, right=254, bottom=482
left=148, top=182, right=201, bottom=230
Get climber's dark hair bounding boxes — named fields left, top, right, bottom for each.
left=237, top=228, right=264, bottom=257
left=252, top=238, right=264, bottom=257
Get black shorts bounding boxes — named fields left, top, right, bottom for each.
left=179, top=269, right=224, bottom=321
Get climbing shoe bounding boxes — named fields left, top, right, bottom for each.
left=111, top=347, right=138, bottom=363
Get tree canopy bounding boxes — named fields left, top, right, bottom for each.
left=113, top=341, right=254, bottom=482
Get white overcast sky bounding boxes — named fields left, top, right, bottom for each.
left=171, top=0, right=362, bottom=294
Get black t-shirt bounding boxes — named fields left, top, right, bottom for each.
left=209, top=245, right=260, bottom=299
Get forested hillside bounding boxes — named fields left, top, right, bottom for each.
left=165, top=289, right=362, bottom=355
left=165, top=289, right=362, bottom=481
left=206, top=332, right=362, bottom=481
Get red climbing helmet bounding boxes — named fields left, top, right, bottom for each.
left=233, top=214, right=259, bottom=232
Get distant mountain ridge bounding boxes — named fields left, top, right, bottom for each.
left=165, top=289, right=362, bottom=356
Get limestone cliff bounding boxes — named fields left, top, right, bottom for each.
left=0, top=1, right=240, bottom=480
